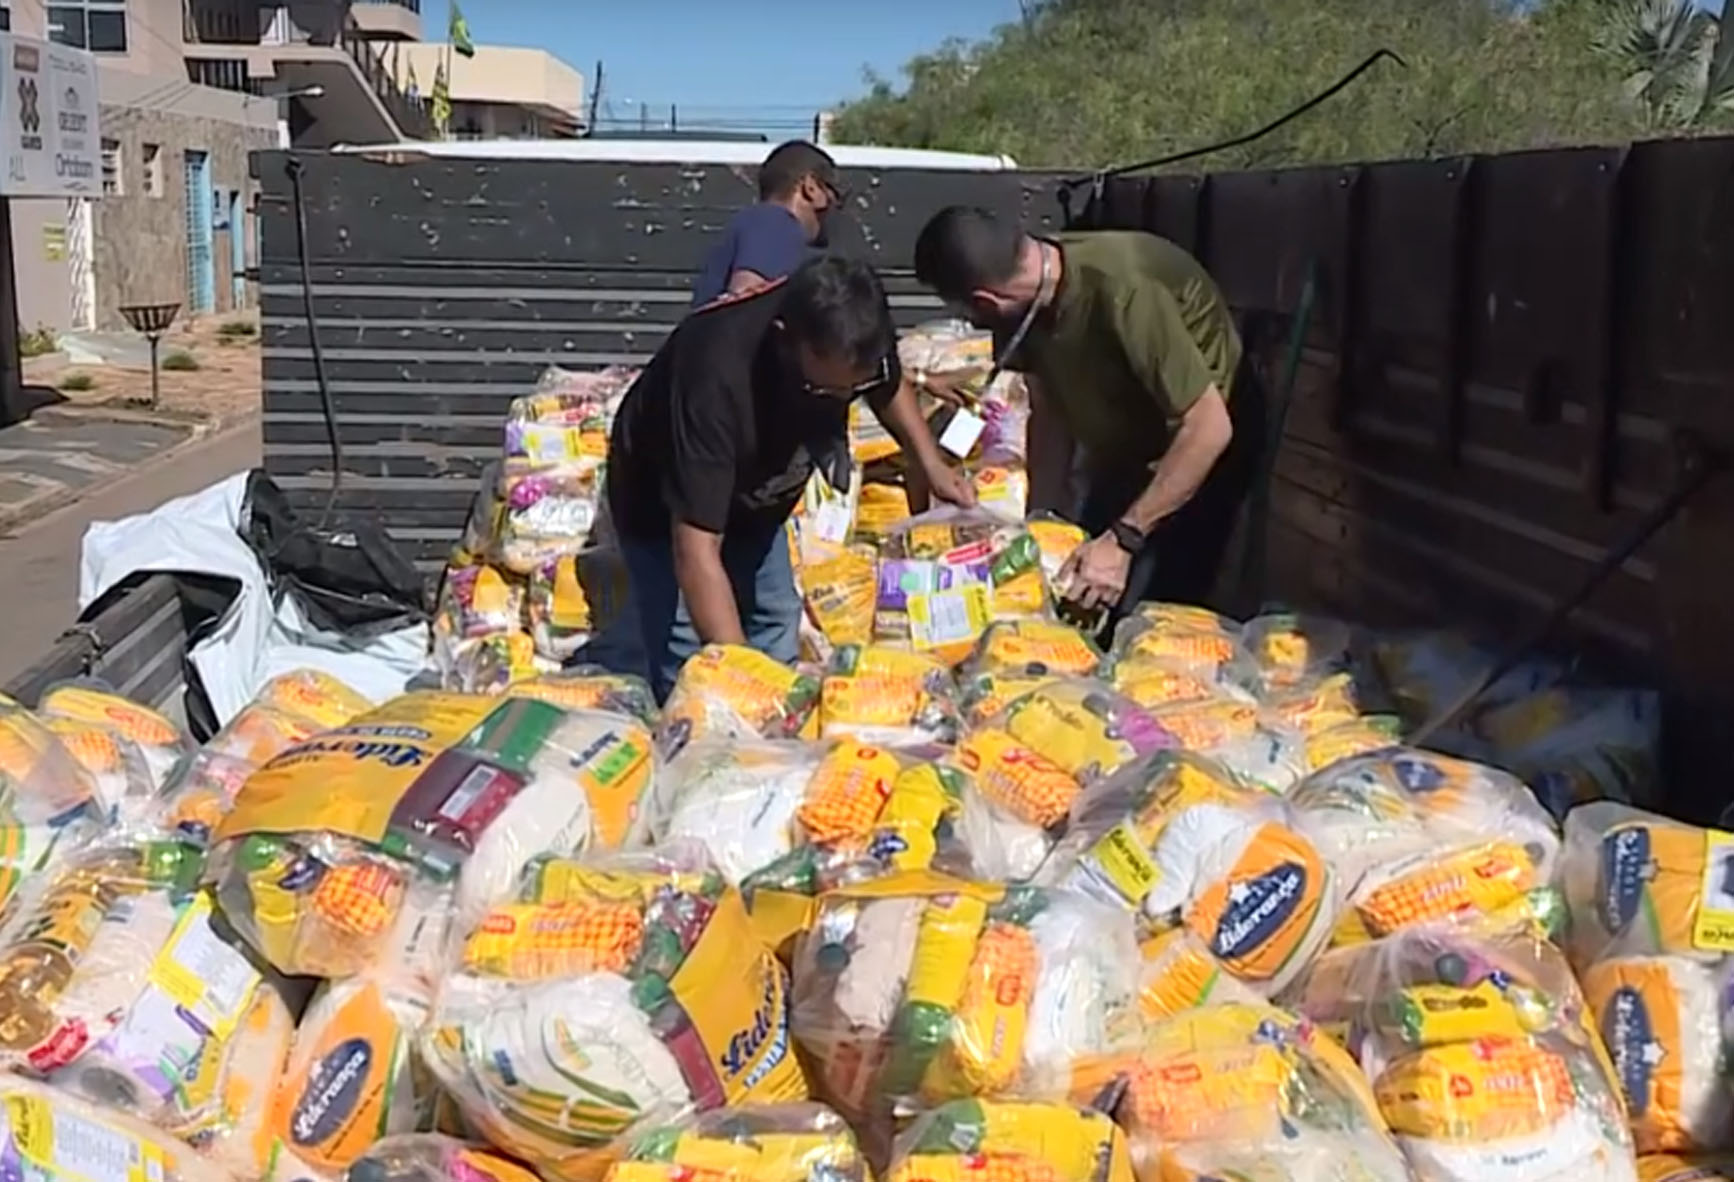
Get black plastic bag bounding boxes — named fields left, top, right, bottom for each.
left=241, top=471, right=427, bottom=639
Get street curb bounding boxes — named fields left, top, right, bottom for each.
left=0, top=410, right=258, bottom=537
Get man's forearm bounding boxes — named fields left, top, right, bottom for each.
left=871, top=377, right=948, bottom=474
left=1119, top=393, right=1232, bottom=534
left=673, top=527, right=746, bottom=645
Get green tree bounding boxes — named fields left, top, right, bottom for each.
left=832, top=0, right=1671, bottom=170
left=1593, top=0, right=1734, bottom=128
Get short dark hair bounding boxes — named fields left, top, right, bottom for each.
left=913, top=205, right=1024, bottom=302
left=759, top=140, right=837, bottom=201
left=780, top=255, right=895, bottom=369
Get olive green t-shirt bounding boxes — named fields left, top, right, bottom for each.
left=1003, top=230, right=1241, bottom=466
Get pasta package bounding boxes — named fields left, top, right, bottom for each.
left=1041, top=750, right=1337, bottom=995
left=883, top=1099, right=1134, bottom=1182
left=822, top=646, right=959, bottom=745
left=1288, top=918, right=1636, bottom=1182
left=791, top=875, right=1142, bottom=1145
left=424, top=844, right=808, bottom=1182
left=506, top=668, right=659, bottom=729
left=1077, top=1002, right=1406, bottom=1182
left=604, top=1103, right=865, bottom=1182
left=208, top=692, right=658, bottom=976
left=659, top=647, right=821, bottom=756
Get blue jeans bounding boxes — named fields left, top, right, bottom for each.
left=618, top=523, right=801, bottom=703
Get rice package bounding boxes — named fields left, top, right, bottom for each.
left=0, top=1076, right=239, bottom=1182
left=1563, top=803, right=1734, bottom=1152
left=1289, top=919, right=1636, bottom=1182
left=603, top=1103, right=865, bottom=1182
left=821, top=646, right=959, bottom=745
left=424, top=844, right=808, bottom=1182
left=1040, top=750, right=1337, bottom=995
left=1077, top=1002, right=1406, bottom=1182
left=1289, top=747, right=1562, bottom=943
left=346, top=1135, right=542, bottom=1182
left=791, top=875, right=1142, bottom=1143
left=660, top=646, right=820, bottom=753
left=882, top=1099, right=1134, bottom=1182
left=270, top=891, right=448, bottom=1182
left=208, top=692, right=657, bottom=976
left=873, top=510, right=1050, bottom=665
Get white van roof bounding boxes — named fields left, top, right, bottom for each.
left=330, top=138, right=1017, bottom=171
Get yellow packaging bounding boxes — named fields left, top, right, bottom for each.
left=1638, top=1157, right=1734, bottom=1182
left=1375, top=1036, right=1575, bottom=1141
left=1382, top=980, right=1536, bottom=1047
left=215, top=693, right=496, bottom=843
left=821, top=675, right=925, bottom=732
left=1002, top=691, right=1127, bottom=783
left=975, top=621, right=1099, bottom=677
left=1184, top=823, right=1329, bottom=985
left=463, top=899, right=645, bottom=979
left=873, top=766, right=956, bottom=872
left=1356, top=840, right=1541, bottom=936
left=38, top=685, right=183, bottom=748
left=951, top=729, right=1078, bottom=828
left=1582, top=957, right=1696, bottom=1152
left=926, top=922, right=1037, bottom=1096
left=796, top=743, right=902, bottom=846
left=906, top=894, right=991, bottom=1010
left=802, top=546, right=877, bottom=647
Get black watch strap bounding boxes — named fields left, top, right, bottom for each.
left=1109, top=520, right=1146, bottom=554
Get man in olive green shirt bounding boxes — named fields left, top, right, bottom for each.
left=911, top=205, right=1265, bottom=621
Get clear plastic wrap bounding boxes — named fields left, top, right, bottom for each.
left=1143, top=698, right=1309, bottom=794
left=434, top=565, right=526, bottom=645
left=659, top=647, right=821, bottom=756
left=882, top=1099, right=1134, bottom=1182
left=1107, top=654, right=1257, bottom=713
left=1300, top=715, right=1405, bottom=774
left=791, top=876, right=1142, bottom=1147
left=958, top=670, right=1063, bottom=728
left=1075, top=1001, right=1407, bottom=1182
left=1287, top=918, right=1636, bottom=1182
left=650, top=740, right=962, bottom=896
left=1040, top=750, right=1337, bottom=996
left=603, top=1103, right=866, bottom=1182
left=451, top=462, right=507, bottom=569
left=1561, top=802, right=1721, bottom=964
left=1637, top=1155, right=1734, bottom=1182
left=42, top=716, right=157, bottom=825
left=1109, top=615, right=1260, bottom=688
left=208, top=692, right=656, bottom=976
left=1134, top=927, right=1263, bottom=1020
left=253, top=670, right=374, bottom=731
left=346, top=1134, right=542, bottom=1182
left=0, top=1075, right=241, bottom=1182
left=1289, top=747, right=1563, bottom=942
left=525, top=553, right=594, bottom=662
left=851, top=481, right=911, bottom=544
left=968, top=465, right=1029, bottom=520
left=435, top=630, right=548, bottom=695
left=424, top=843, right=808, bottom=1182
left=496, top=463, right=606, bottom=576
left=1024, top=516, right=1088, bottom=589
left=37, top=681, right=193, bottom=791
left=1240, top=612, right=1356, bottom=695
left=821, top=646, right=959, bottom=746
left=1469, top=685, right=1663, bottom=816
left=872, top=510, right=1051, bottom=665
left=961, top=620, right=1102, bottom=681
left=1370, top=630, right=1563, bottom=726
left=798, top=544, right=878, bottom=657
left=273, top=890, right=449, bottom=1182
left=505, top=669, right=660, bottom=730
left=0, top=703, right=106, bottom=899
left=505, top=366, right=633, bottom=471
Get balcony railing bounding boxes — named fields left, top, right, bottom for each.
left=335, top=12, right=432, bottom=139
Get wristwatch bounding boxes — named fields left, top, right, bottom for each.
left=1109, top=519, right=1147, bottom=555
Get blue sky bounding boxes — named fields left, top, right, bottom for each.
left=423, top=0, right=1023, bottom=135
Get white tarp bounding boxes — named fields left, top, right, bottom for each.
left=78, top=472, right=428, bottom=724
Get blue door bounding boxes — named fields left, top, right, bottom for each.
left=229, top=190, right=246, bottom=309
left=183, top=150, right=215, bottom=314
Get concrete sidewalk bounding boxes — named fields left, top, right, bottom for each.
left=0, top=407, right=210, bottom=535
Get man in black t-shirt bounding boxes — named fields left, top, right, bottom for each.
left=608, top=255, right=974, bottom=701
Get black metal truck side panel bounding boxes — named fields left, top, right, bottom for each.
left=256, top=141, right=1734, bottom=818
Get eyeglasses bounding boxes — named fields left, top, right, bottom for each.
left=802, top=353, right=892, bottom=399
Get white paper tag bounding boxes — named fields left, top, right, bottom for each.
left=938, top=409, right=985, bottom=458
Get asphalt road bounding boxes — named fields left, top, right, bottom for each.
left=0, top=417, right=262, bottom=687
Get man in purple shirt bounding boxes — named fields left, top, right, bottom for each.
left=691, top=140, right=842, bottom=307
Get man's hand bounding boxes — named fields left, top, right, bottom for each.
left=1059, top=534, right=1131, bottom=611
left=922, top=458, right=977, bottom=508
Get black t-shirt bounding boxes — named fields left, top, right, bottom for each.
left=607, top=281, right=901, bottom=540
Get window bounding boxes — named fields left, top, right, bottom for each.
left=142, top=143, right=162, bottom=197
left=0, top=8, right=11, bottom=31
left=48, top=1, right=126, bottom=52
left=100, top=138, right=121, bottom=195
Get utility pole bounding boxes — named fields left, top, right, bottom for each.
left=640, top=102, right=648, bottom=132
left=584, top=59, right=603, bottom=136
left=669, top=103, right=676, bottom=132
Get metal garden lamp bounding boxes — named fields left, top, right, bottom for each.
left=120, top=302, right=181, bottom=408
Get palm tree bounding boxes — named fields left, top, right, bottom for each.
left=1593, top=0, right=1734, bottom=129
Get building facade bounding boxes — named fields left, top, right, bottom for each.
left=6, top=0, right=582, bottom=335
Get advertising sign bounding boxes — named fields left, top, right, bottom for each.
left=0, top=33, right=102, bottom=198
